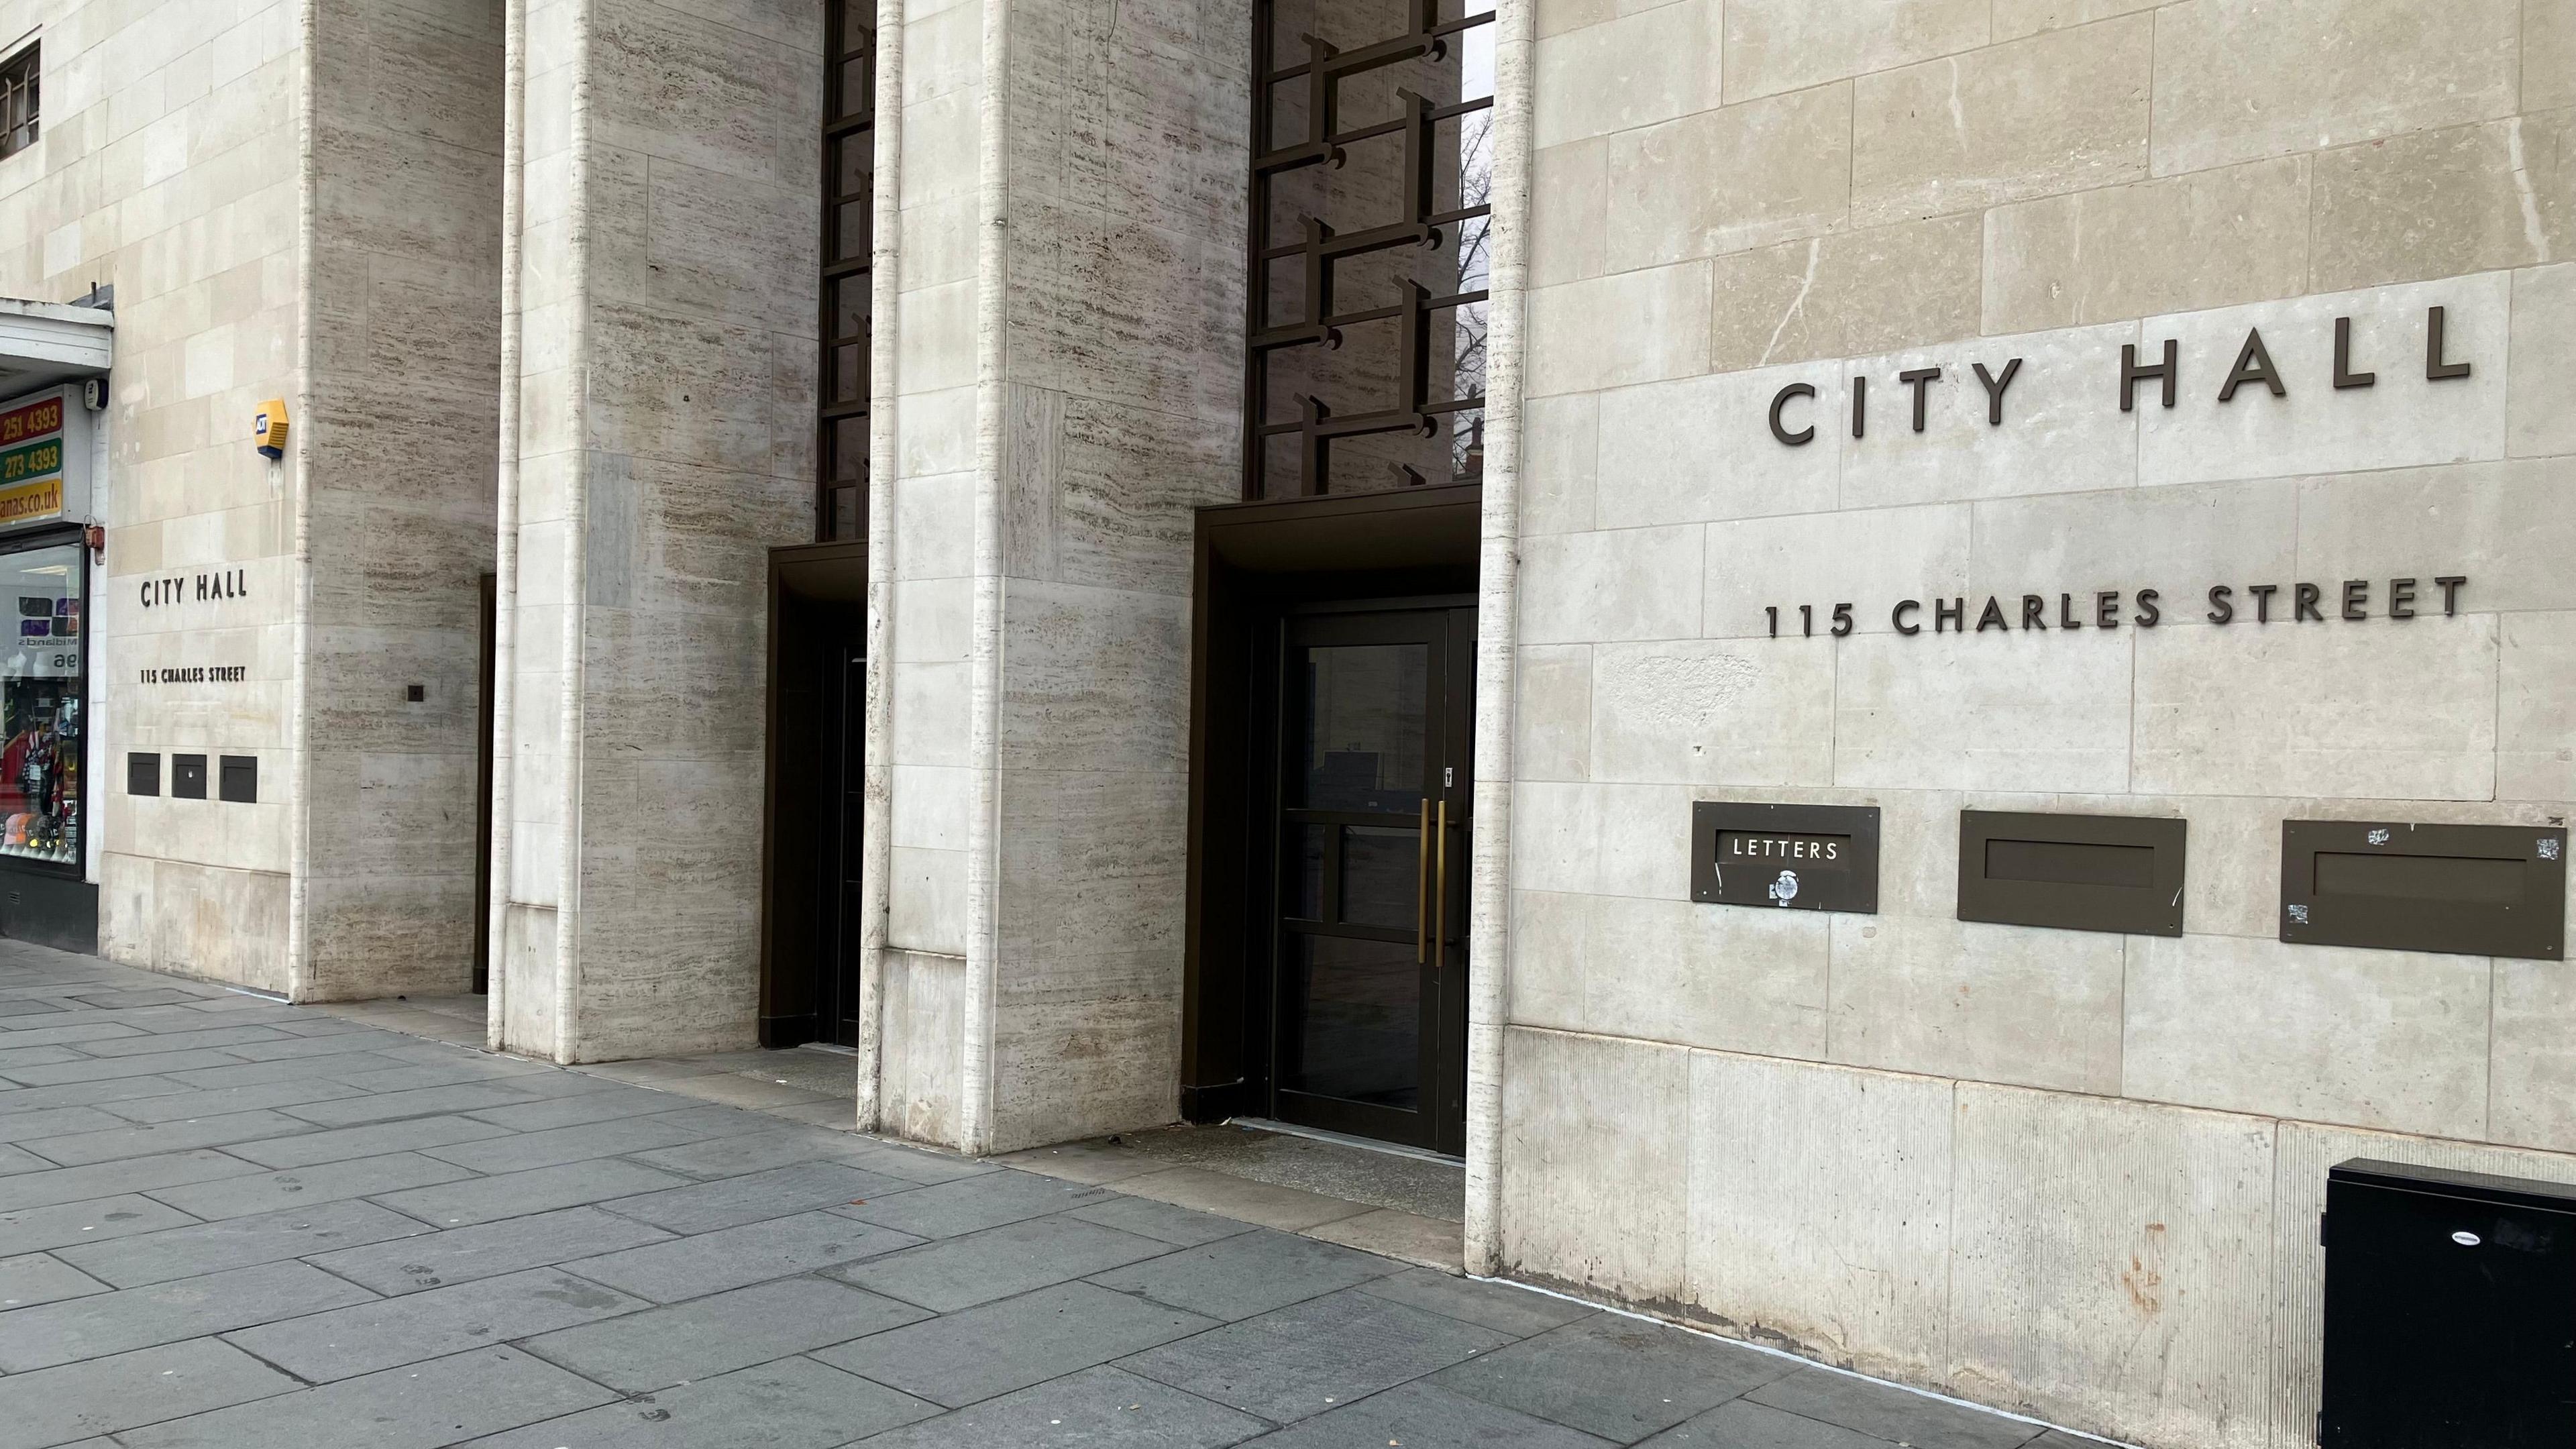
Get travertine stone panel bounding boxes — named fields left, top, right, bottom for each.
left=1511, top=890, right=1829, bottom=1056
left=1849, top=16, right=2150, bottom=227
left=1536, top=0, right=1614, bottom=40
left=1982, top=158, right=2312, bottom=333
left=2498, top=610, right=2576, bottom=800
left=1949, top=1085, right=2275, bottom=1449
left=1499, top=1026, right=1688, bottom=1303
left=2151, top=0, right=2520, bottom=176
left=1833, top=629, right=2133, bottom=794
left=1525, top=264, right=1712, bottom=396
left=880, top=949, right=966, bottom=1148
left=2308, top=115, right=2576, bottom=290
left=1529, top=140, right=1607, bottom=287
left=2294, top=458, right=2576, bottom=614
left=1721, top=0, right=1987, bottom=103
left=995, top=580, right=1191, bottom=774
left=1521, top=393, right=1599, bottom=537
left=1706, top=215, right=1982, bottom=374
left=1515, top=645, right=1594, bottom=783
left=2123, top=273, right=2504, bottom=487
left=1837, top=322, right=2142, bottom=508
left=1599, top=368, right=1845, bottom=528
left=2131, top=616, right=2498, bottom=799
left=2531, top=0, right=2576, bottom=111
left=1968, top=481, right=2299, bottom=608
left=2491, top=956, right=2576, bottom=1152
left=2124, top=934, right=2491, bottom=1140
left=1706, top=504, right=1972, bottom=641
left=1508, top=780, right=1697, bottom=901
left=1826, top=916, right=2125, bottom=1093
left=1589, top=637, right=1835, bottom=786
left=1990, top=0, right=2161, bottom=42
left=2269, top=1124, right=2576, bottom=1448
left=1686, top=1053, right=1951, bottom=1380
left=1531, top=0, right=1721, bottom=149
left=2508, top=263, right=2576, bottom=456
left=1603, top=85, right=1852, bottom=270
left=1518, top=526, right=1706, bottom=644
left=891, top=847, right=969, bottom=958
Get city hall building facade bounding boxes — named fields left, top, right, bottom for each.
left=1, top=0, right=2570, bottom=1443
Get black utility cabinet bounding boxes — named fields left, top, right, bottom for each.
left=2320, top=1158, right=2576, bottom=1448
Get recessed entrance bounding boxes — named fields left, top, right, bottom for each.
left=1273, top=603, right=1473, bottom=1153
left=762, top=541, right=868, bottom=1049
left=1184, top=484, right=1480, bottom=1157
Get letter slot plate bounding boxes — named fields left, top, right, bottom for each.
left=1691, top=802, right=1879, bottom=914
left=2282, top=820, right=2565, bottom=960
left=1957, top=810, right=2186, bottom=936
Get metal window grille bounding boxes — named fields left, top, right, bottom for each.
left=818, top=5, right=873, bottom=540
left=0, top=45, right=36, bottom=162
left=1246, top=0, right=1495, bottom=499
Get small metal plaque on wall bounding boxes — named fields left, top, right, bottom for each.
left=2281, top=820, right=2567, bottom=961
left=1691, top=802, right=1880, bottom=914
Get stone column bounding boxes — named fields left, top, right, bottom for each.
left=493, top=0, right=822, bottom=1061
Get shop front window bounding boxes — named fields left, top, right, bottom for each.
left=0, top=542, right=82, bottom=866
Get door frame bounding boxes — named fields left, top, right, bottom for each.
left=1181, top=484, right=1482, bottom=1143
left=759, top=539, right=869, bottom=1048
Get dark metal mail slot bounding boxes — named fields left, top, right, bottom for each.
left=1957, top=811, right=2185, bottom=936
left=1692, top=802, right=1878, bottom=914
left=2282, top=820, right=2566, bottom=960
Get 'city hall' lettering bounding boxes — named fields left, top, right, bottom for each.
left=139, top=570, right=250, bottom=607
left=1766, top=307, right=2476, bottom=445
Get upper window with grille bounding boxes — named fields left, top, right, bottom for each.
left=0, top=44, right=35, bottom=162
left=818, top=4, right=871, bottom=540
left=1247, top=0, right=1495, bottom=500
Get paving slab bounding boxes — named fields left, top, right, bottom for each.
left=458, top=1352, right=940, bottom=1448
left=623, top=1124, right=890, bottom=1179
left=374, top=1156, right=694, bottom=1227
left=1241, top=1379, right=1616, bottom=1448
left=223, top=1112, right=516, bottom=1169
left=561, top=1208, right=922, bottom=1303
left=519, top=1275, right=929, bottom=1393
left=0, top=1050, right=253, bottom=1086
left=818, top=1279, right=1219, bottom=1408
left=837, top=1166, right=1108, bottom=1238
left=1067, top=1192, right=1263, bottom=1248
left=851, top=1364, right=1270, bottom=1449
left=463, top=1084, right=694, bottom=1132
left=55, top=1198, right=430, bottom=1287
left=224, top=1267, right=648, bottom=1382
left=1640, top=1397, right=1904, bottom=1448
left=95, top=1077, right=372, bottom=1124
left=146, top=1151, right=478, bottom=1220
left=114, top=1345, right=616, bottom=1449
left=0, top=1258, right=378, bottom=1371
left=19, top=1108, right=320, bottom=1167
left=0, top=1193, right=201, bottom=1254
left=74, top=1025, right=293, bottom=1057
left=281, top=1082, right=549, bottom=1128
left=309, top=1204, right=678, bottom=1296
left=162, top=1054, right=418, bottom=1090
left=832, top=1212, right=1175, bottom=1312
left=1430, top=1313, right=1801, bottom=1443
left=1122, top=1285, right=1510, bottom=1424
left=1744, top=1368, right=2048, bottom=1449
left=1357, top=1268, right=1600, bottom=1338
left=0, top=1148, right=260, bottom=1213
left=1087, top=1226, right=1401, bottom=1322
left=0, top=1250, right=109, bottom=1307
left=0, top=1337, right=298, bottom=1448
left=600, top=1160, right=913, bottom=1234
left=0, top=1076, right=192, bottom=1114
left=412, top=1110, right=720, bottom=1175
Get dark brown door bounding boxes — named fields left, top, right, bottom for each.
left=1270, top=604, right=1473, bottom=1155
left=822, top=641, right=866, bottom=1045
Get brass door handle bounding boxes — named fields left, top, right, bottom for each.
left=1432, top=799, right=1449, bottom=971
left=1415, top=800, right=1432, bottom=965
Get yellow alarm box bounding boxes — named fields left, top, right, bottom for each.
left=254, top=398, right=290, bottom=460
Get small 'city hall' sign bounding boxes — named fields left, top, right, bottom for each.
left=1692, top=802, right=1880, bottom=914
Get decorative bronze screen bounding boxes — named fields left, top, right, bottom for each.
left=1246, top=0, right=1495, bottom=498
left=0, top=45, right=35, bottom=162
left=818, top=3, right=873, bottom=539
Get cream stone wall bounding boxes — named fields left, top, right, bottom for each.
left=1508, top=3, right=2576, bottom=1445
left=0, top=0, right=305, bottom=989
left=0, top=0, right=503, bottom=997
